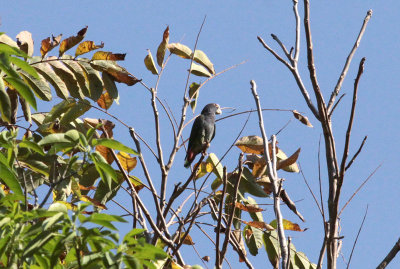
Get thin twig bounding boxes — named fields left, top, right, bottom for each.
left=299, top=163, right=323, bottom=216
left=329, top=93, right=346, bottom=118
left=327, top=10, right=373, bottom=112
left=346, top=205, right=368, bottom=269
left=345, top=136, right=367, bottom=171
left=339, top=164, right=381, bottom=216
left=377, top=237, right=400, bottom=269
left=215, top=167, right=227, bottom=268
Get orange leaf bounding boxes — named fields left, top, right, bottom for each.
left=75, top=41, right=104, bottom=57
left=105, top=69, right=139, bottom=86
left=243, top=220, right=275, bottom=231
left=79, top=184, right=96, bottom=191
left=40, top=34, right=62, bottom=58
left=59, top=26, right=88, bottom=57
left=97, top=91, right=113, bottom=110
left=117, top=152, right=137, bottom=173
left=81, top=195, right=107, bottom=209
left=92, top=51, right=126, bottom=61
left=235, top=202, right=264, bottom=213
left=292, top=110, right=313, bottom=127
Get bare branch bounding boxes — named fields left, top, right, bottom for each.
left=327, top=10, right=373, bottom=112
left=271, top=33, right=292, bottom=61
left=299, top=163, right=323, bottom=216
left=338, top=58, right=366, bottom=192
left=346, top=205, right=368, bottom=269
left=329, top=93, right=346, bottom=118
left=377, top=237, right=400, bottom=269
left=215, top=167, right=227, bottom=268
left=257, top=36, right=293, bottom=70
left=292, top=0, right=301, bottom=63
left=250, top=80, right=288, bottom=268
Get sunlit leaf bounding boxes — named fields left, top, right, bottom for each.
left=193, top=50, right=215, bottom=74
left=61, top=55, right=90, bottom=97
left=243, top=220, right=274, bottom=231
left=59, top=26, right=88, bottom=56
left=235, top=135, right=265, bottom=155
left=102, top=72, right=119, bottom=101
left=75, top=41, right=104, bottom=57
left=117, top=152, right=137, bottom=173
left=34, top=60, right=69, bottom=99
left=78, top=60, right=103, bottom=101
left=40, top=34, right=62, bottom=58
left=156, top=26, right=169, bottom=67
left=293, top=110, right=313, bottom=127
left=277, top=148, right=300, bottom=172
left=263, top=231, right=280, bottom=269
left=0, top=33, right=19, bottom=48
left=190, top=62, right=212, bottom=77
left=0, top=162, right=22, bottom=196
left=276, top=148, right=300, bottom=173
left=97, top=91, right=113, bottom=110
left=167, top=43, right=192, bottom=59
left=10, top=57, right=39, bottom=78
left=16, top=31, right=34, bottom=57
left=256, top=175, right=273, bottom=195
left=92, top=51, right=126, bottom=61
left=92, top=138, right=138, bottom=155
left=90, top=60, right=140, bottom=86
left=195, top=161, right=213, bottom=179
left=270, top=219, right=305, bottom=232
left=96, top=144, right=114, bottom=164
left=144, top=49, right=158, bottom=75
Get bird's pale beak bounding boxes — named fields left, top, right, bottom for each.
left=216, top=106, right=222, bottom=115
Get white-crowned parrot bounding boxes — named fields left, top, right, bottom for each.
left=184, top=103, right=222, bottom=168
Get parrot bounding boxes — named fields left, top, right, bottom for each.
left=184, top=103, right=222, bottom=168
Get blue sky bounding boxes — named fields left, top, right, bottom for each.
left=2, top=1, right=400, bottom=268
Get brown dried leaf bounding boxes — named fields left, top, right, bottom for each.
left=252, top=156, right=267, bottom=178
left=235, top=135, right=264, bottom=154
left=97, top=91, right=113, bottom=110
left=81, top=195, right=107, bottom=209
left=180, top=234, right=195, bottom=245
left=256, top=175, right=273, bottom=195
left=156, top=26, right=169, bottom=67
left=280, top=189, right=305, bottom=222
left=292, top=110, right=313, bottom=127
left=117, top=152, right=137, bottom=173
left=84, top=118, right=115, bottom=136
left=59, top=26, right=88, bottom=57
left=16, top=31, right=34, bottom=57
left=277, top=148, right=301, bottom=171
left=233, top=229, right=247, bottom=263
left=235, top=202, right=264, bottom=213
left=92, top=51, right=126, bottom=61
left=79, top=184, right=96, bottom=191
left=96, top=144, right=114, bottom=164
left=243, top=220, right=275, bottom=231
left=129, top=175, right=144, bottom=193
left=40, top=34, right=62, bottom=58
left=75, top=41, right=104, bottom=57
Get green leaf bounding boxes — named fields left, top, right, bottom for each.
left=0, top=77, right=11, bottom=122
left=0, top=43, right=27, bottom=57
left=19, top=140, right=44, bottom=155
left=42, top=212, right=64, bottom=231
left=189, top=82, right=200, bottom=113
left=167, top=43, right=192, bottom=59
left=38, top=133, right=71, bottom=145
left=4, top=77, right=37, bottom=110
left=263, top=231, right=281, bottom=269
left=0, top=162, right=22, bottom=196
left=10, top=56, right=39, bottom=78
left=144, top=50, right=158, bottom=75
left=48, top=202, right=68, bottom=213
left=190, top=62, right=212, bottom=78
left=61, top=55, right=91, bottom=97
left=19, top=95, right=31, bottom=123
left=19, top=70, right=52, bottom=101
left=59, top=99, right=91, bottom=125
left=246, top=196, right=264, bottom=222
left=240, top=167, right=269, bottom=197
left=48, top=57, right=84, bottom=99
left=78, top=60, right=103, bottom=101
left=92, top=138, right=138, bottom=155
left=102, top=72, right=119, bottom=101
left=34, top=60, right=69, bottom=99
left=193, top=50, right=215, bottom=74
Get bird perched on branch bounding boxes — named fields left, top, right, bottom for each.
left=184, top=103, right=222, bottom=168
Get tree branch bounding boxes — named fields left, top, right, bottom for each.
left=377, top=237, right=400, bottom=269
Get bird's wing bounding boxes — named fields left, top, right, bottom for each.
left=188, top=115, right=206, bottom=150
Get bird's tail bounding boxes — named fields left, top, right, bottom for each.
left=184, top=150, right=195, bottom=168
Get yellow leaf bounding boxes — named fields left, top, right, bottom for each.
left=156, top=26, right=169, bottom=67
left=75, top=41, right=104, bottom=57
left=117, top=152, right=137, bottom=173
left=59, top=26, right=88, bottom=56
left=40, top=34, right=62, bottom=58
left=190, top=62, right=212, bottom=77
left=235, top=135, right=265, bottom=154
left=97, top=91, right=113, bottom=110
left=167, top=43, right=192, bottom=59
left=193, top=50, right=215, bottom=74
left=180, top=233, right=195, bottom=245
left=92, top=51, right=126, bottom=61
left=195, top=161, right=213, bottom=179
left=270, top=219, right=306, bottom=232
left=55, top=201, right=77, bottom=210
left=144, top=49, right=159, bottom=75
left=292, top=110, right=313, bottom=127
